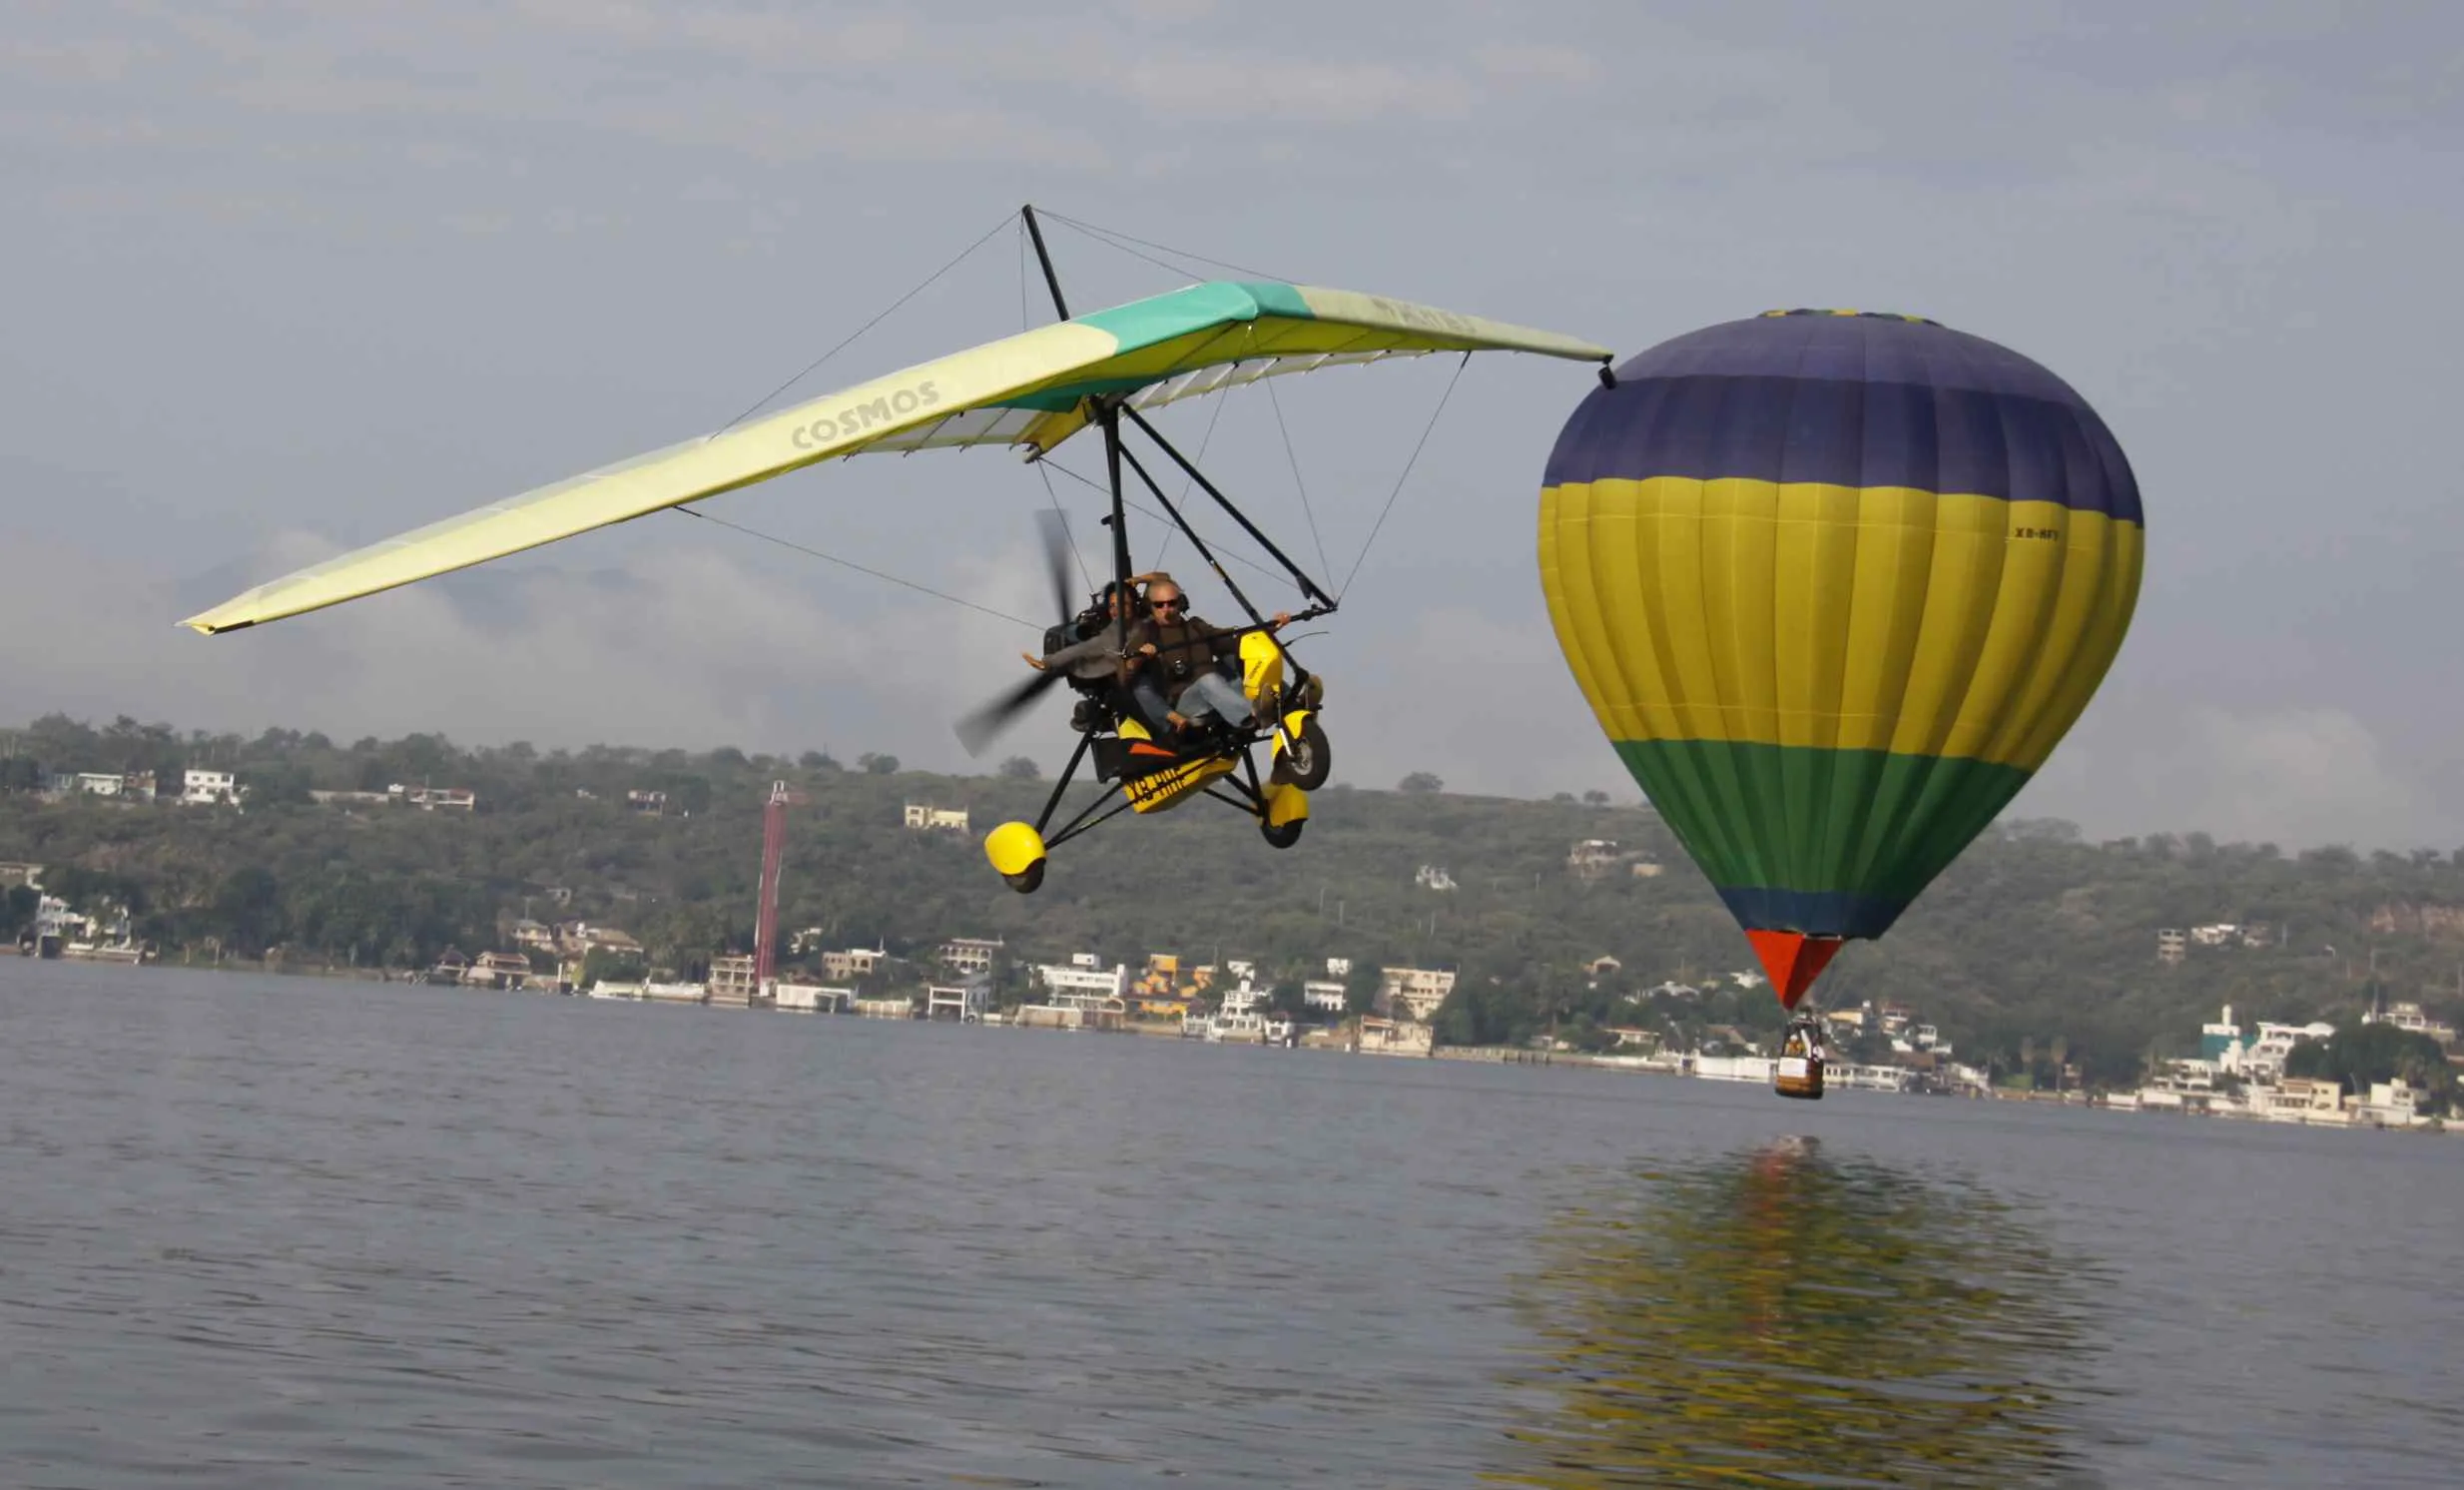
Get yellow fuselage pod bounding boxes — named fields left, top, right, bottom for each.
left=1115, top=718, right=1238, bottom=814
left=1263, top=779, right=1309, bottom=827
left=1239, top=629, right=1286, bottom=704
left=985, top=820, right=1048, bottom=876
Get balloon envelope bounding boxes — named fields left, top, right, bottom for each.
left=1539, top=310, right=2144, bottom=1006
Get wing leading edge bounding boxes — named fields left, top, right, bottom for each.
left=183, top=280, right=1608, bottom=635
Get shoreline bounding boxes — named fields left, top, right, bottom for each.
left=9, top=954, right=2452, bottom=1132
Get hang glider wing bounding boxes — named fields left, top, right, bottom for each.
left=181, top=280, right=1610, bottom=635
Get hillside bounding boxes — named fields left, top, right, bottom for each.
left=8, top=712, right=2464, bottom=1086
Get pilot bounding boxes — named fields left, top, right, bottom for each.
left=1131, top=579, right=1289, bottom=736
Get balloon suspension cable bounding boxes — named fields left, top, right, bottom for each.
left=1340, top=351, right=1472, bottom=602
left=670, top=507, right=1041, bottom=631
left=709, top=210, right=1016, bottom=439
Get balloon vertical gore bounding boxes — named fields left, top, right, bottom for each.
left=1539, top=310, right=2145, bottom=1009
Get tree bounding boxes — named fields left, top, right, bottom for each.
left=1344, top=961, right=1384, bottom=1017
left=999, top=756, right=1041, bottom=781
left=799, top=750, right=842, bottom=772
left=859, top=753, right=901, bottom=775
left=1581, top=789, right=1609, bottom=806
left=2285, top=1023, right=2455, bottom=1111
left=1399, top=772, right=1443, bottom=793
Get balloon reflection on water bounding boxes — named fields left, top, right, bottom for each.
left=1494, top=1137, right=2108, bottom=1488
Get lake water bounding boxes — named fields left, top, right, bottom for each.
left=3, top=960, right=2460, bottom=1487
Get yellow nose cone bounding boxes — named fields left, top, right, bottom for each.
left=985, top=821, right=1048, bottom=877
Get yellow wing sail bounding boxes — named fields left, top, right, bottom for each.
left=184, top=279, right=1608, bottom=635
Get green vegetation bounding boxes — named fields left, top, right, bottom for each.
left=2283, top=1021, right=2457, bottom=1110
left=8, top=712, right=2464, bottom=1090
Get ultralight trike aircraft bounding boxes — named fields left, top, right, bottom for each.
left=179, top=205, right=1612, bottom=892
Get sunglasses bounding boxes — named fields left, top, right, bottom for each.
left=1149, top=597, right=1184, bottom=609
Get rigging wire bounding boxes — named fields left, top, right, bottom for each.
left=1017, top=216, right=1035, bottom=333
left=1041, top=215, right=1212, bottom=286
left=1262, top=376, right=1333, bottom=586
left=707, top=210, right=1015, bottom=439
left=670, top=507, right=1041, bottom=631
left=1149, top=384, right=1232, bottom=574
left=1339, top=352, right=1472, bottom=601
left=1034, top=458, right=1095, bottom=598
left=1041, top=209, right=1288, bottom=284
left=1036, top=455, right=1303, bottom=599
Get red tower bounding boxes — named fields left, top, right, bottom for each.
left=754, top=780, right=790, bottom=989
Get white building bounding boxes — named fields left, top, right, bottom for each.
left=2363, top=1001, right=2458, bottom=1046
left=1218, top=979, right=1270, bottom=1017
left=392, top=784, right=475, bottom=810
left=1380, top=966, right=1456, bottom=1020
left=181, top=768, right=236, bottom=802
left=938, top=937, right=1004, bottom=976
left=904, top=804, right=969, bottom=832
left=1037, top=960, right=1128, bottom=1002
left=820, top=946, right=889, bottom=980
left=2355, top=1079, right=2427, bottom=1127
left=2241, top=1020, right=2337, bottom=1080
left=925, top=979, right=992, bottom=1022
left=1303, top=980, right=1350, bottom=1014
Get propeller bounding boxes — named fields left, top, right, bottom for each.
left=953, top=510, right=1097, bottom=758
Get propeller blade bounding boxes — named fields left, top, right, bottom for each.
left=953, top=665, right=1068, bottom=757
left=1035, top=507, right=1076, bottom=625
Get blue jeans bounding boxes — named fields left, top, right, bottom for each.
left=1135, top=670, right=1251, bottom=729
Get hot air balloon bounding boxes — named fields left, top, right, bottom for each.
left=1539, top=309, right=2143, bottom=1039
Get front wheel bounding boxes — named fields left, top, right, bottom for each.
left=1003, top=860, right=1047, bottom=894
left=1260, top=818, right=1304, bottom=849
left=1275, top=718, right=1332, bottom=791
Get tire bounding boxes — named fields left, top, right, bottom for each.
left=1003, top=860, right=1046, bottom=894
left=1260, top=818, right=1304, bottom=849
left=1279, top=718, right=1331, bottom=791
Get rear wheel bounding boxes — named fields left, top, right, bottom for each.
left=1003, top=860, right=1046, bottom=894
left=1260, top=818, right=1304, bottom=849
left=1276, top=718, right=1331, bottom=791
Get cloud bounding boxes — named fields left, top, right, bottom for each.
left=2026, top=703, right=2439, bottom=850
left=1474, top=43, right=1603, bottom=90
left=0, top=525, right=1066, bottom=767
left=1316, top=605, right=1635, bottom=802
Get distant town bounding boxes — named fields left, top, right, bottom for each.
left=9, top=762, right=2459, bottom=1131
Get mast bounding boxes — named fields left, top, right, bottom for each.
left=1021, top=204, right=1131, bottom=605
left=1020, top=204, right=1069, bottom=320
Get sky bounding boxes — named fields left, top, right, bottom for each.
left=3, top=0, right=2460, bottom=851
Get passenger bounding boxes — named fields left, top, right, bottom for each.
left=1132, top=580, right=1290, bottom=736
left=1021, top=583, right=1167, bottom=732
left=1021, top=582, right=1136, bottom=684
